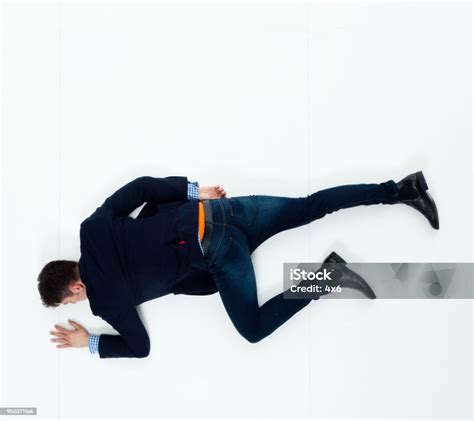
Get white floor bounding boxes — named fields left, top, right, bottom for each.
left=1, top=1, right=472, bottom=419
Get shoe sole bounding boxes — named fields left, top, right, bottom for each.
left=331, top=264, right=377, bottom=299
left=425, top=191, right=440, bottom=229
left=321, top=253, right=377, bottom=299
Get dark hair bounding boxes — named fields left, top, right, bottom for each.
left=37, top=260, right=78, bottom=308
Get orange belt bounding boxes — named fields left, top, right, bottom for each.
left=198, top=201, right=205, bottom=240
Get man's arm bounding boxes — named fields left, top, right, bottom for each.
left=94, top=306, right=151, bottom=359
left=89, top=176, right=189, bottom=219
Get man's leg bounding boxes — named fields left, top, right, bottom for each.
left=227, top=180, right=398, bottom=253
left=205, top=179, right=396, bottom=342
left=206, top=225, right=312, bottom=343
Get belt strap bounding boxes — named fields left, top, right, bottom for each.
left=201, top=200, right=213, bottom=256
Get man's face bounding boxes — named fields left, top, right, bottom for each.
left=59, top=280, right=87, bottom=306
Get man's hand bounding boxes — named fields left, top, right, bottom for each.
left=198, top=185, right=227, bottom=200
left=50, top=319, right=90, bottom=349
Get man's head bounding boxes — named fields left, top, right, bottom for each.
left=37, top=260, right=88, bottom=307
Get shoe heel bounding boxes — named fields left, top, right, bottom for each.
left=416, top=171, right=429, bottom=191
left=327, top=251, right=347, bottom=264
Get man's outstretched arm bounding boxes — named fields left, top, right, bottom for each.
left=51, top=308, right=150, bottom=359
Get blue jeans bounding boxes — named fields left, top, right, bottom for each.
left=203, top=180, right=398, bottom=343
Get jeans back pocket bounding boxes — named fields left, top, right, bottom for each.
left=228, top=196, right=257, bottom=226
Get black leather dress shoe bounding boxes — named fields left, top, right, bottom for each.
left=395, top=170, right=439, bottom=230
left=319, top=251, right=377, bottom=299
left=295, top=252, right=376, bottom=299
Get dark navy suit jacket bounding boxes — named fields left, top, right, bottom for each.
left=78, top=176, right=217, bottom=358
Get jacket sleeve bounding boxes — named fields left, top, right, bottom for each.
left=92, top=176, right=189, bottom=218
left=98, top=306, right=151, bottom=359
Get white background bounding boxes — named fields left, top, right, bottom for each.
left=1, top=1, right=472, bottom=419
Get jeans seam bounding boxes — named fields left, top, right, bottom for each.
left=228, top=198, right=234, bottom=216
left=248, top=196, right=257, bottom=226
left=208, top=200, right=227, bottom=267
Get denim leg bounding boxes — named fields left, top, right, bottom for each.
left=229, top=180, right=398, bottom=253
left=203, top=179, right=397, bottom=343
left=205, top=223, right=311, bottom=343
